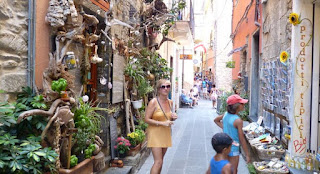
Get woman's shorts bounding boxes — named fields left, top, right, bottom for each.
left=228, top=150, right=240, bottom=157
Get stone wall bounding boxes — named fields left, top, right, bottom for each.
left=262, top=0, right=292, bottom=62
left=259, top=0, right=292, bottom=126
left=214, top=0, right=233, bottom=92
left=0, top=0, right=29, bottom=101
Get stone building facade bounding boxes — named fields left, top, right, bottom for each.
left=0, top=0, right=29, bottom=102
left=258, top=0, right=292, bottom=149
left=212, top=0, right=233, bottom=91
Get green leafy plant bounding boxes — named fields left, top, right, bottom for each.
left=72, top=98, right=106, bottom=156
left=135, top=129, right=146, bottom=144
left=138, top=48, right=172, bottom=80
left=238, top=93, right=249, bottom=121
left=84, top=144, right=95, bottom=159
left=12, top=87, right=48, bottom=138
left=247, top=163, right=257, bottom=174
left=217, top=91, right=249, bottom=121
left=70, top=155, right=78, bottom=168
left=0, top=87, right=55, bottom=174
left=135, top=119, right=148, bottom=131
left=51, top=78, right=67, bottom=94
left=226, top=61, right=235, bottom=68
left=137, top=78, right=154, bottom=99
left=0, top=134, right=58, bottom=174
left=161, top=0, right=186, bottom=36
left=31, top=95, right=47, bottom=109
left=0, top=102, right=16, bottom=127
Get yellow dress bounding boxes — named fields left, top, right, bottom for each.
left=147, top=102, right=172, bottom=147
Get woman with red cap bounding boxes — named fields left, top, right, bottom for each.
left=214, top=94, right=250, bottom=174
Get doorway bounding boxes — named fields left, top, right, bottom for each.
left=250, top=30, right=260, bottom=121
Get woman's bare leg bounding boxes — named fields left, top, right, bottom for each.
left=151, top=147, right=167, bottom=174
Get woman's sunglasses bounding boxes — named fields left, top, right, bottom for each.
left=160, top=85, right=171, bottom=89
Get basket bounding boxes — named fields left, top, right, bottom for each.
left=253, top=162, right=289, bottom=174
left=245, top=133, right=255, bottom=141
left=254, top=146, right=285, bottom=160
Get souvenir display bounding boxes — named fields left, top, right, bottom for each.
left=254, top=158, right=289, bottom=173
left=243, top=122, right=265, bottom=140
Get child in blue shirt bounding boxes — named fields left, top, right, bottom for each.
left=206, top=133, right=233, bottom=174
left=214, top=94, right=250, bottom=174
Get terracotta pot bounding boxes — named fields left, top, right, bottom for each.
left=59, top=157, right=94, bottom=174
left=127, top=144, right=141, bottom=156
left=60, top=91, right=68, bottom=99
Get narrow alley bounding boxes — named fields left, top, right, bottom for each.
left=137, top=99, right=249, bottom=174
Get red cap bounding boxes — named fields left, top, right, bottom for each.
left=227, top=94, right=248, bottom=105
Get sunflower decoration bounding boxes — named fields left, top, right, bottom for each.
left=280, top=51, right=289, bottom=63
left=289, top=13, right=300, bottom=26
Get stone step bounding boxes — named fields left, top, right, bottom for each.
left=102, top=166, right=132, bottom=174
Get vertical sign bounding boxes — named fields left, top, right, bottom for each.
left=290, top=0, right=313, bottom=157
left=110, top=111, right=120, bottom=159
left=112, top=54, right=124, bottom=103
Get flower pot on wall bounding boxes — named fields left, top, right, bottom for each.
left=132, top=99, right=143, bottom=109
left=59, top=157, right=94, bottom=174
left=127, top=144, right=141, bottom=156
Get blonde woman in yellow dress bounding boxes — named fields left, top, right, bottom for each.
left=144, top=79, right=178, bottom=174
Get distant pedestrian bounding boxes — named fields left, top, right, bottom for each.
left=189, top=88, right=198, bottom=106
left=210, top=84, right=218, bottom=108
left=202, top=79, right=208, bottom=99
left=192, top=85, right=199, bottom=99
left=207, top=81, right=213, bottom=94
left=214, top=95, right=250, bottom=174
left=206, top=133, right=233, bottom=174
left=144, top=79, right=178, bottom=174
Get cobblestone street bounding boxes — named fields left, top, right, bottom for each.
left=137, top=99, right=249, bottom=174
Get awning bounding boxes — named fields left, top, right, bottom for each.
left=227, top=44, right=247, bottom=56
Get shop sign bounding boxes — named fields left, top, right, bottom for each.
left=290, top=1, right=313, bottom=157
left=179, top=54, right=193, bottom=60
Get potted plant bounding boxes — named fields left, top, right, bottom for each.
left=135, top=119, right=148, bottom=132
left=135, top=129, right=146, bottom=145
left=60, top=98, right=106, bottom=173
left=127, top=132, right=139, bottom=148
left=114, top=137, right=131, bottom=158
left=132, top=77, right=153, bottom=109
left=51, top=78, right=68, bottom=98
left=126, top=132, right=141, bottom=156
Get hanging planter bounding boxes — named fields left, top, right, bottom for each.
left=226, top=61, right=235, bottom=68
left=132, top=99, right=143, bottom=109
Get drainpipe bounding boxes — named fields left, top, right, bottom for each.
left=27, top=0, right=36, bottom=90
left=254, top=0, right=261, bottom=27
